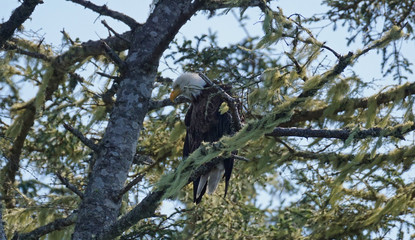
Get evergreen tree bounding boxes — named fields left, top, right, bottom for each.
left=0, top=0, right=414, bottom=239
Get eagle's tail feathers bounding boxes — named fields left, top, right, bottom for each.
left=207, top=163, right=225, bottom=195
left=196, top=174, right=208, bottom=199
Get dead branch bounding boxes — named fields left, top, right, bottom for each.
left=56, top=172, right=84, bottom=199
left=101, top=40, right=127, bottom=72
left=133, top=154, right=154, bottom=165
left=0, top=0, right=43, bottom=47
left=101, top=20, right=131, bottom=44
left=232, top=154, right=250, bottom=162
left=67, top=0, right=140, bottom=29
left=2, top=42, right=51, bottom=61
left=118, top=174, right=145, bottom=199
left=63, top=123, right=99, bottom=152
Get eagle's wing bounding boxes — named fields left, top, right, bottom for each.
left=184, top=90, right=235, bottom=204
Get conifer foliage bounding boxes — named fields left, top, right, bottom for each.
left=1, top=0, right=415, bottom=239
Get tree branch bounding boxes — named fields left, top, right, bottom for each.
left=281, top=81, right=415, bottom=127
left=0, top=32, right=131, bottom=209
left=101, top=40, right=127, bottom=72
left=133, top=153, right=154, bottom=165
left=67, top=0, right=140, bottom=29
left=46, top=30, right=132, bottom=100
left=63, top=123, right=99, bottom=152
left=321, top=43, right=341, bottom=59
left=56, top=172, right=84, bottom=199
left=266, top=123, right=415, bottom=140
left=201, top=0, right=268, bottom=11
left=101, top=20, right=131, bottom=44
left=101, top=152, right=249, bottom=240
left=98, top=153, right=226, bottom=240
left=293, top=144, right=415, bottom=170
left=13, top=213, right=77, bottom=240
left=232, top=154, right=250, bottom=162
left=99, top=47, right=359, bottom=239
left=2, top=42, right=51, bottom=61
left=73, top=0, right=206, bottom=238
left=2, top=103, right=36, bottom=208
left=118, top=174, right=145, bottom=199
left=97, top=71, right=120, bottom=80
left=0, top=0, right=43, bottom=48
left=148, top=96, right=189, bottom=111
left=98, top=190, right=163, bottom=240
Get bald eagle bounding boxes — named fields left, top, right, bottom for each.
left=170, top=73, right=234, bottom=204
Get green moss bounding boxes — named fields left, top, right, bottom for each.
left=366, top=96, right=377, bottom=128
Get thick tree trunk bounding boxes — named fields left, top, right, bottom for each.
left=0, top=203, right=6, bottom=240
left=72, top=0, right=202, bottom=239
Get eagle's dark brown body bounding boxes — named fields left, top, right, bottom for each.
left=183, top=87, right=234, bottom=204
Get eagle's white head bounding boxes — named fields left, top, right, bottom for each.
left=170, top=72, right=206, bottom=102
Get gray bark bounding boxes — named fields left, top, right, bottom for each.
left=0, top=203, right=6, bottom=240
left=0, top=0, right=43, bottom=47
left=71, top=0, right=203, bottom=239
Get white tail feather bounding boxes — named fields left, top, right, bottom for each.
left=196, top=162, right=226, bottom=199
left=196, top=174, right=208, bottom=199
left=207, top=167, right=225, bottom=195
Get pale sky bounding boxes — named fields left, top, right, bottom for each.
left=2, top=1, right=414, bottom=238
left=3, top=0, right=409, bottom=87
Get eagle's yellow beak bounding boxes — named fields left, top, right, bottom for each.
left=170, top=87, right=182, bottom=102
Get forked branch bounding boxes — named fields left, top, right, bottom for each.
left=67, top=0, right=140, bottom=29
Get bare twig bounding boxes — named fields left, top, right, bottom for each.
left=275, top=138, right=295, bottom=153
left=97, top=71, right=119, bottom=80
left=101, top=20, right=131, bottom=44
left=101, top=82, right=118, bottom=107
left=60, top=29, right=75, bottom=45
left=285, top=15, right=342, bottom=60
left=69, top=72, right=86, bottom=84
left=198, top=72, right=243, bottom=131
left=357, top=24, right=406, bottom=58
left=2, top=42, right=51, bottom=61
left=67, top=0, right=139, bottom=29
left=118, top=174, right=145, bottom=199
left=56, top=172, right=84, bottom=199
left=96, top=72, right=121, bottom=107
left=63, top=123, right=99, bottom=152
left=101, top=40, right=127, bottom=72
left=232, top=154, right=250, bottom=162
left=321, top=43, right=341, bottom=59
left=133, top=154, right=154, bottom=165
